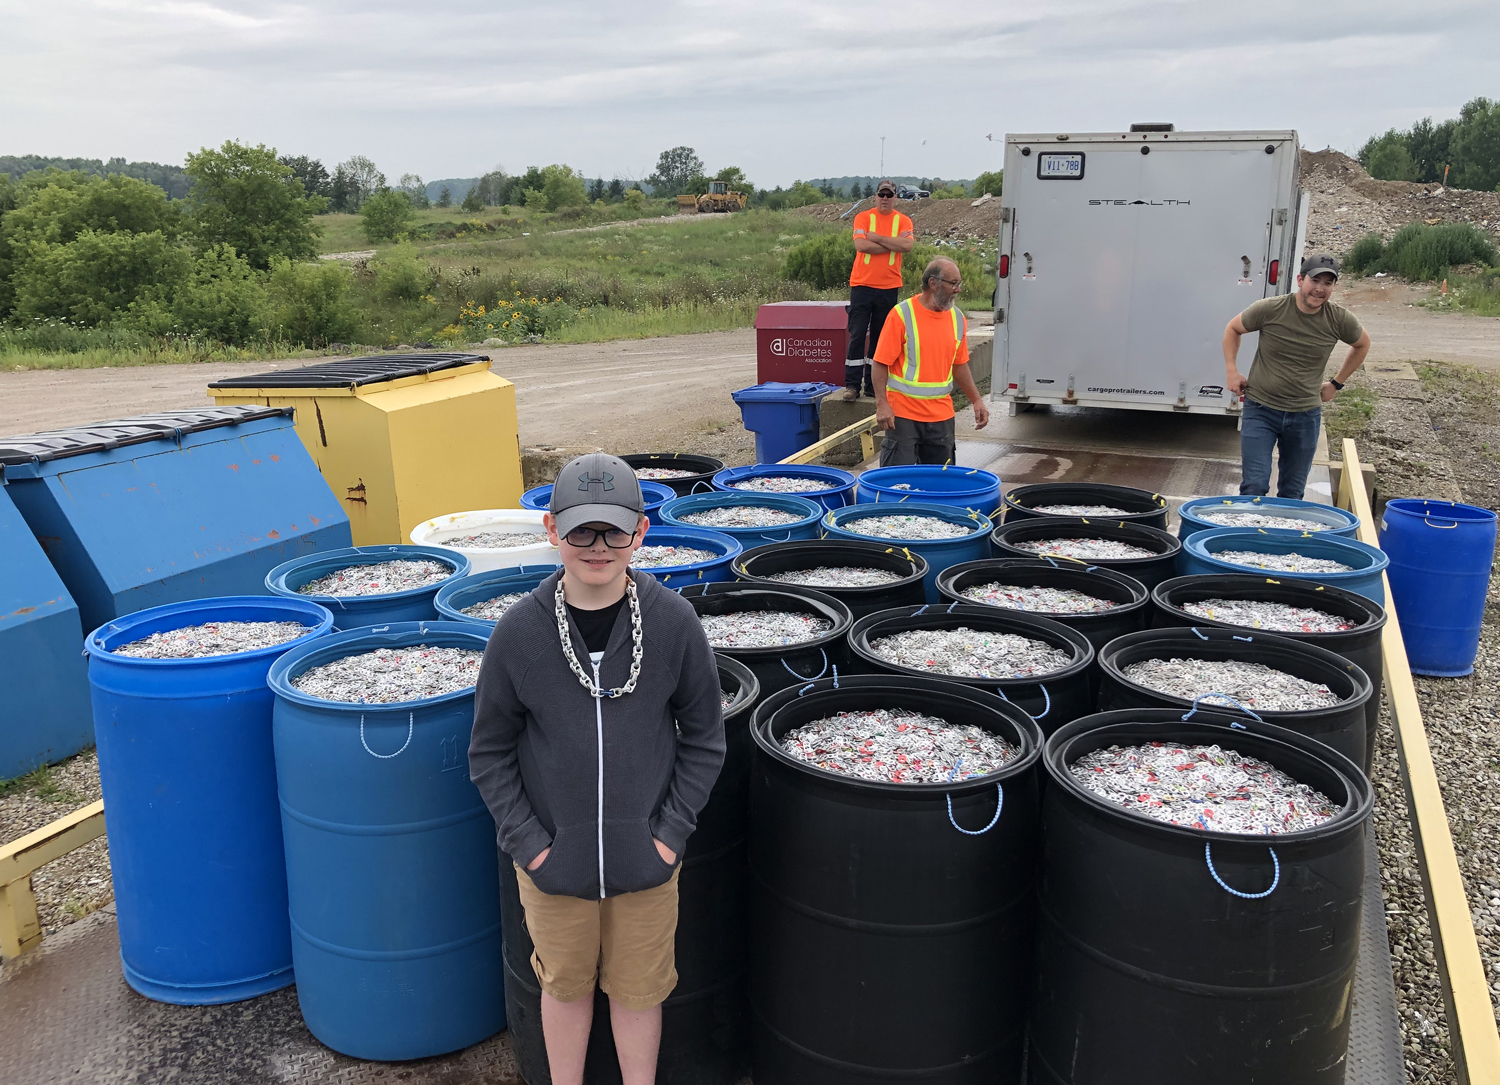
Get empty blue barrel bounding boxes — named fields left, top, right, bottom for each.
left=268, top=621, right=504, bottom=1060
left=85, top=595, right=334, bottom=1004
left=1380, top=499, right=1498, bottom=676
left=712, top=464, right=857, bottom=511
left=822, top=502, right=993, bottom=602
left=631, top=526, right=742, bottom=587
left=265, top=544, right=470, bottom=630
left=435, top=565, right=558, bottom=629
left=522, top=480, right=676, bottom=525
left=1176, top=496, right=1358, bottom=541
left=1181, top=528, right=1390, bottom=604
left=660, top=492, right=822, bottom=548
left=855, top=464, right=1003, bottom=517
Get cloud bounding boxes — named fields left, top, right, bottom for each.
left=1, top=0, right=1495, bottom=184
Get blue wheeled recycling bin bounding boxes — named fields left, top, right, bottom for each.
left=0, top=481, right=93, bottom=777
left=0, top=407, right=352, bottom=634
left=1380, top=498, right=1498, bottom=676
left=731, top=382, right=838, bottom=465
left=86, top=596, right=334, bottom=1003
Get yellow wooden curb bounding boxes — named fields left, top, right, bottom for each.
left=0, top=799, right=106, bottom=960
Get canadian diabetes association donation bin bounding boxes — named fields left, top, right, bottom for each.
left=755, top=301, right=849, bottom=385
left=0, top=406, right=351, bottom=635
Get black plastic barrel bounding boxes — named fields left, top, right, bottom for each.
left=678, top=582, right=853, bottom=696
left=734, top=539, right=928, bottom=618
left=935, top=558, right=1149, bottom=652
left=502, top=655, right=762, bottom=1085
left=1097, top=627, right=1373, bottom=771
left=1032, top=708, right=1372, bottom=1084
left=848, top=604, right=1094, bottom=735
left=990, top=518, right=1181, bottom=589
left=1149, top=575, right=1387, bottom=775
left=750, top=675, right=1042, bottom=1085
left=1002, top=483, right=1168, bottom=530
left=620, top=453, right=726, bottom=497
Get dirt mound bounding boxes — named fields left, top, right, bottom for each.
left=792, top=196, right=1002, bottom=244
left=1300, top=149, right=1500, bottom=256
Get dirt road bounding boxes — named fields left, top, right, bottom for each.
left=1338, top=279, right=1500, bottom=370
left=0, top=331, right=760, bottom=457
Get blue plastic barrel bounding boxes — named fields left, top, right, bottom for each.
left=822, top=502, right=993, bottom=602
left=522, top=480, right=676, bottom=525
left=730, top=382, right=838, bottom=464
left=265, top=545, right=470, bottom=630
left=85, top=595, right=334, bottom=1004
left=630, top=526, right=743, bottom=587
left=712, top=464, right=857, bottom=511
left=1177, top=496, right=1358, bottom=541
left=660, top=492, right=822, bottom=549
left=855, top=464, right=1003, bottom=517
left=268, top=622, right=505, bottom=1060
left=1380, top=499, right=1498, bottom=676
left=1181, top=528, right=1390, bottom=604
left=1, top=483, right=92, bottom=778
left=435, top=566, right=558, bottom=629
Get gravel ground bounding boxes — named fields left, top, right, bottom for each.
left=0, top=752, right=110, bottom=938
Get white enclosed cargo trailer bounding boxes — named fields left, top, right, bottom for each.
left=994, top=127, right=1308, bottom=416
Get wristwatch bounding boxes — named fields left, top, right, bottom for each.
left=1327, top=378, right=1345, bottom=391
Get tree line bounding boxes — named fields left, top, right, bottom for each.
left=1358, top=96, right=1500, bottom=191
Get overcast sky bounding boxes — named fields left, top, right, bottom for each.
left=2, top=1, right=1495, bottom=187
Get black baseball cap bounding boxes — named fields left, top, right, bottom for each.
left=549, top=453, right=645, bottom=536
left=1300, top=253, right=1340, bottom=280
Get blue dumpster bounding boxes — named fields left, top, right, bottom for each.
left=0, top=482, right=92, bottom=777
left=86, top=595, right=334, bottom=1003
left=731, top=382, right=838, bottom=464
left=0, top=407, right=352, bottom=634
left=1380, top=498, right=1498, bottom=676
left=269, top=622, right=505, bottom=1060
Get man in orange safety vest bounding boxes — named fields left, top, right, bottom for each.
left=842, top=180, right=915, bottom=401
left=871, top=257, right=989, bottom=465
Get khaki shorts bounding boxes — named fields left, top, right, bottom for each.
left=513, top=863, right=680, bottom=1010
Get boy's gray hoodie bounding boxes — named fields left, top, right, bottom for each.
left=469, top=569, right=725, bottom=900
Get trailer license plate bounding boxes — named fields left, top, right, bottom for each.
left=1037, top=153, right=1084, bottom=180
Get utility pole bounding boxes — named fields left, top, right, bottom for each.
left=880, top=136, right=886, bottom=178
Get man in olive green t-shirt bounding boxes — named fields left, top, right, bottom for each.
left=1222, top=253, right=1372, bottom=499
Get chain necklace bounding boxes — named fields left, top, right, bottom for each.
left=555, top=575, right=644, bottom=699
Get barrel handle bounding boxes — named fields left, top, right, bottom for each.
left=781, top=648, right=829, bottom=681
left=1205, top=842, right=1280, bottom=899
left=1190, top=627, right=1209, bottom=640
left=691, top=480, right=715, bottom=494
left=1424, top=518, right=1459, bottom=529
left=1182, top=693, right=1264, bottom=722
left=361, top=712, right=414, bottom=759
left=947, top=785, right=1004, bottom=836
left=766, top=530, right=794, bottom=543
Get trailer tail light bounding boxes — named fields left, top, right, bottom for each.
left=1268, top=259, right=1279, bottom=285
left=999, top=255, right=1010, bottom=278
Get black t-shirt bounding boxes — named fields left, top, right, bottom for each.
left=566, top=596, right=626, bottom=654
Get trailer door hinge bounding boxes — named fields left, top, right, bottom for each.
left=1000, top=207, right=1013, bottom=223
left=1275, top=208, right=1288, bottom=225
left=995, top=307, right=1005, bottom=324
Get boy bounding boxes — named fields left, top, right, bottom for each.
left=469, top=453, right=725, bottom=1085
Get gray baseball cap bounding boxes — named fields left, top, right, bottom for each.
left=549, top=453, right=645, bottom=536
left=1300, top=253, right=1340, bottom=280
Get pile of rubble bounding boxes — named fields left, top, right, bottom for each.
left=792, top=197, right=1002, bottom=245
left=1301, top=149, right=1500, bottom=256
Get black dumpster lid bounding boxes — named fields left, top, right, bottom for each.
left=206, top=353, right=488, bottom=390
left=0, top=406, right=292, bottom=466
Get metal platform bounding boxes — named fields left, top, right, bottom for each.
left=0, top=835, right=1404, bottom=1085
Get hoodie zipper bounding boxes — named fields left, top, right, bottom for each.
left=592, top=659, right=605, bottom=899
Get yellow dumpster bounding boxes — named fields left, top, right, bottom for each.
left=209, top=354, right=521, bottom=546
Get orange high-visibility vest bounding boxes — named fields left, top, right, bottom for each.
left=886, top=299, right=965, bottom=400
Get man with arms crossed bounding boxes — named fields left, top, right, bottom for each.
left=842, top=180, right=915, bottom=401
left=1223, top=253, right=1371, bottom=499
left=469, top=454, right=725, bottom=1085
left=872, top=256, right=990, bottom=465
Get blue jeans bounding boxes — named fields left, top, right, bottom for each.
left=1240, top=399, right=1321, bottom=499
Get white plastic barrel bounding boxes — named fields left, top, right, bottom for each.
left=409, top=509, right=561, bottom=574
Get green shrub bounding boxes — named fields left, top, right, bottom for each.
left=1384, top=222, right=1497, bottom=281
left=904, top=244, right=989, bottom=303
left=265, top=257, right=358, bottom=345
left=186, top=141, right=322, bottom=269
left=128, top=244, right=268, bottom=344
left=1344, top=233, right=1386, bottom=275
left=539, top=165, right=588, bottom=212
left=360, top=189, right=415, bottom=243
left=13, top=229, right=189, bottom=325
left=971, top=170, right=1004, bottom=197
left=373, top=242, right=434, bottom=302
left=783, top=231, right=855, bottom=290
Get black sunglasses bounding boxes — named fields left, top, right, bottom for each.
left=563, top=525, right=639, bottom=549
left=877, top=190, right=896, bottom=197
